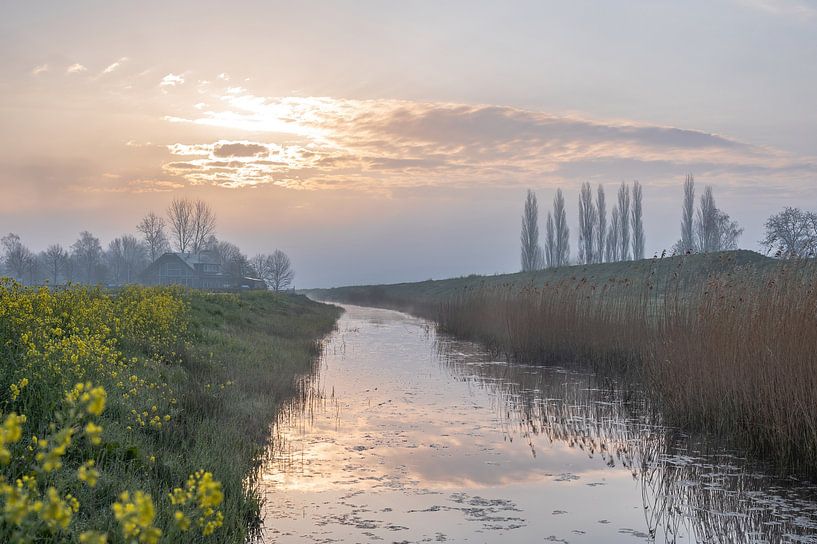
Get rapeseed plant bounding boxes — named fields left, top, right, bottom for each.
left=0, top=281, right=225, bottom=541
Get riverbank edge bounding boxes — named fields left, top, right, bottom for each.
left=182, top=291, right=342, bottom=540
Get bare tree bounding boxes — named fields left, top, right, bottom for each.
left=617, top=182, right=631, bottom=260
left=64, top=254, right=76, bottom=283
left=266, top=250, right=294, bottom=291
left=595, top=185, right=606, bottom=263
left=761, top=207, right=817, bottom=258
left=124, top=236, right=148, bottom=282
left=578, top=183, right=597, bottom=264
left=167, top=197, right=194, bottom=253
left=25, top=254, right=41, bottom=285
left=71, top=231, right=103, bottom=284
left=107, top=238, right=125, bottom=284
left=631, top=180, right=645, bottom=260
left=606, top=206, right=620, bottom=262
left=43, top=244, right=67, bottom=285
left=552, top=189, right=570, bottom=267
left=108, top=235, right=147, bottom=284
left=695, top=186, right=719, bottom=252
left=249, top=254, right=267, bottom=279
left=577, top=182, right=596, bottom=265
left=520, top=189, right=543, bottom=271
left=694, top=186, right=743, bottom=252
left=679, top=174, right=695, bottom=253
left=208, top=239, right=248, bottom=278
left=1, top=233, right=31, bottom=281
left=137, top=212, right=169, bottom=262
left=191, top=200, right=217, bottom=254
left=544, top=212, right=555, bottom=268
left=716, top=209, right=743, bottom=251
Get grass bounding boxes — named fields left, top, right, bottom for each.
left=309, top=250, right=817, bottom=475
left=168, top=291, right=341, bottom=540
left=0, top=283, right=340, bottom=542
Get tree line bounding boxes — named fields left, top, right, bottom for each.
left=0, top=197, right=294, bottom=291
left=521, top=181, right=646, bottom=271
left=521, top=174, right=817, bottom=271
left=520, top=174, right=752, bottom=272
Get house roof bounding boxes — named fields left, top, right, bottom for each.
left=175, top=251, right=220, bottom=268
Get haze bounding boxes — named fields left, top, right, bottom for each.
left=2, top=0, right=816, bottom=287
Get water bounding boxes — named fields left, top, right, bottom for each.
left=259, top=304, right=817, bottom=543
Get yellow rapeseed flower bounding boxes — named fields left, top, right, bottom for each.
left=0, top=412, right=26, bottom=464
left=78, top=460, right=99, bottom=487
left=79, top=531, right=108, bottom=544
left=39, top=487, right=73, bottom=532
left=112, top=491, right=162, bottom=544
left=174, top=510, right=191, bottom=531
left=85, top=386, right=107, bottom=416
left=85, top=422, right=103, bottom=445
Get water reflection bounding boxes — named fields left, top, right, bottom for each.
left=438, top=334, right=817, bottom=543
left=260, top=305, right=817, bottom=543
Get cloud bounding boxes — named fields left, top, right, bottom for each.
left=66, top=63, right=87, bottom=74
left=159, top=73, right=185, bottom=88
left=161, top=92, right=817, bottom=191
left=83, top=178, right=186, bottom=193
left=31, top=64, right=49, bottom=75
left=213, top=142, right=268, bottom=157
left=102, top=57, right=129, bottom=75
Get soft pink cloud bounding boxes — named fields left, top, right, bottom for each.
left=161, top=92, right=817, bottom=191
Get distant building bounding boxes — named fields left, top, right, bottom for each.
left=139, top=251, right=266, bottom=290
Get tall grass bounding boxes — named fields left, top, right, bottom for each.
left=317, top=254, right=817, bottom=474
left=651, top=263, right=817, bottom=473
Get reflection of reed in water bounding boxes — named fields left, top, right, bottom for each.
left=261, top=333, right=342, bottom=477
left=435, top=334, right=817, bottom=544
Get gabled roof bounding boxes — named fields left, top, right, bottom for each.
left=144, top=251, right=225, bottom=274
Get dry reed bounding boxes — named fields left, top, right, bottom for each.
left=318, top=256, right=817, bottom=473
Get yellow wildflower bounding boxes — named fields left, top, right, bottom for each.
left=1, top=482, right=30, bottom=524
left=112, top=491, right=162, bottom=544
left=174, top=510, right=191, bottom=531
left=78, top=460, right=99, bottom=487
left=39, top=487, right=73, bottom=532
left=79, top=531, right=108, bottom=544
left=85, top=422, right=103, bottom=445
left=0, top=412, right=26, bottom=464
left=85, top=386, right=107, bottom=416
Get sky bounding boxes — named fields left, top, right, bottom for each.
left=1, top=0, right=816, bottom=287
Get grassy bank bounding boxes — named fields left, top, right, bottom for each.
left=309, top=250, right=773, bottom=314
left=0, top=282, right=340, bottom=542
left=310, top=250, right=817, bottom=475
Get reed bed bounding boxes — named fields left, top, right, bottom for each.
left=435, top=277, right=649, bottom=373
left=650, top=263, right=817, bottom=473
left=317, top=255, right=817, bottom=474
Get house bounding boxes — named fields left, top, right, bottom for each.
left=139, top=251, right=267, bottom=290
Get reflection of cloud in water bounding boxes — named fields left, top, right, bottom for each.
left=259, top=304, right=817, bottom=543
left=436, top=333, right=817, bottom=543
